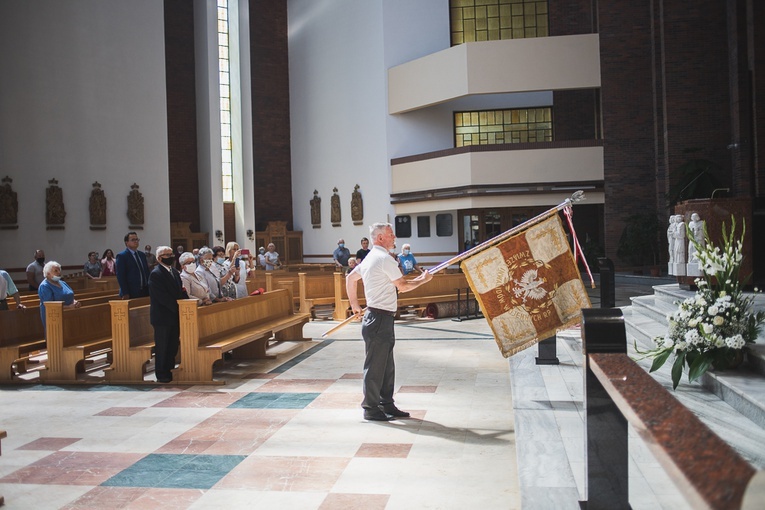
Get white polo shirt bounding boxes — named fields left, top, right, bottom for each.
left=353, top=245, right=401, bottom=312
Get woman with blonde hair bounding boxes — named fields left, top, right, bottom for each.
left=224, top=241, right=251, bottom=298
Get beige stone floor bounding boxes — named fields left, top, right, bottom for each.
left=0, top=318, right=520, bottom=509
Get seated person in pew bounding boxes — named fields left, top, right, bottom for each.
left=149, top=246, right=189, bottom=383
left=179, top=252, right=212, bottom=306
left=38, top=261, right=80, bottom=332
left=0, top=267, right=25, bottom=310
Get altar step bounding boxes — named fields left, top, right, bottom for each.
left=623, top=283, right=765, bottom=432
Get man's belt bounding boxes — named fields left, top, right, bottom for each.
left=367, top=307, right=396, bottom=317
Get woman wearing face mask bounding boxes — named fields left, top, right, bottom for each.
left=38, top=261, right=80, bottom=333
left=257, top=247, right=267, bottom=269
left=195, top=247, right=232, bottom=302
left=178, top=252, right=212, bottom=306
left=396, top=243, right=421, bottom=275
left=212, top=245, right=238, bottom=299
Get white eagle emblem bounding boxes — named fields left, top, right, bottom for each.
left=512, top=269, right=547, bottom=303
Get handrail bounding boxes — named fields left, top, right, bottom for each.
left=581, top=308, right=761, bottom=509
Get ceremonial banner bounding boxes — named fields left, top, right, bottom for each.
left=462, top=214, right=591, bottom=357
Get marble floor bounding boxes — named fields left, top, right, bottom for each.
left=3, top=275, right=763, bottom=509
left=0, top=318, right=520, bottom=510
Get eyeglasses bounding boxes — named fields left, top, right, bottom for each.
left=128, top=237, right=140, bottom=242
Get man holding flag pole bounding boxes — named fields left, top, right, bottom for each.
left=347, top=222, right=432, bottom=421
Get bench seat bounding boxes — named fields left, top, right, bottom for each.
left=0, top=307, right=46, bottom=382
left=104, top=298, right=153, bottom=384
left=176, top=289, right=310, bottom=384
left=40, top=302, right=114, bottom=383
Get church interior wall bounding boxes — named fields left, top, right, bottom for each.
left=288, top=0, right=393, bottom=259
left=0, top=0, right=171, bottom=270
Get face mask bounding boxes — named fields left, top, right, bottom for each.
left=184, top=263, right=197, bottom=273
left=51, top=275, right=61, bottom=282
left=403, top=249, right=410, bottom=255
left=202, top=259, right=213, bottom=268
left=339, top=243, right=345, bottom=248
left=259, top=250, right=265, bottom=254
left=36, top=258, right=45, bottom=265
left=161, top=255, right=176, bottom=266
left=217, top=257, right=226, bottom=264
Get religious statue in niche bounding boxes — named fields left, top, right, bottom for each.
left=127, top=183, right=144, bottom=229
left=351, top=184, right=363, bottom=225
left=0, top=176, right=19, bottom=228
left=46, top=178, right=66, bottom=228
left=89, top=181, right=107, bottom=229
left=310, top=189, right=321, bottom=228
left=330, top=187, right=341, bottom=227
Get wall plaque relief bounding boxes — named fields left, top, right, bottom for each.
left=351, top=184, right=363, bottom=225
left=0, top=176, right=19, bottom=230
left=127, top=183, right=144, bottom=230
left=89, top=181, right=107, bottom=230
left=46, top=178, right=66, bottom=230
left=310, top=189, right=321, bottom=229
left=331, top=187, right=341, bottom=227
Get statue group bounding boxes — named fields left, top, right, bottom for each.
left=668, top=213, right=704, bottom=276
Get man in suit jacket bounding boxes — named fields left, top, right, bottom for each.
left=148, top=246, right=189, bottom=383
left=116, top=231, right=151, bottom=299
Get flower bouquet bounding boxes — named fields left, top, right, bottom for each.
left=639, top=216, right=765, bottom=389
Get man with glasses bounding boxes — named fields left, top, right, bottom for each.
left=116, top=231, right=150, bottom=299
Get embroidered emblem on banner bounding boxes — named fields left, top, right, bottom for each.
left=461, top=214, right=591, bottom=357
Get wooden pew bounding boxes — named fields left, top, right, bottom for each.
left=395, top=272, right=467, bottom=309
left=332, top=272, right=466, bottom=319
left=86, top=276, right=120, bottom=291
left=13, top=288, right=117, bottom=309
left=265, top=273, right=301, bottom=308
left=41, top=302, right=113, bottom=383
left=175, top=288, right=310, bottom=384
left=334, top=272, right=365, bottom=320
left=283, top=263, right=338, bottom=273
left=104, top=297, right=152, bottom=384
left=0, top=308, right=45, bottom=382
left=298, top=272, right=336, bottom=316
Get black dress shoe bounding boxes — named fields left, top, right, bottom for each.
left=157, top=378, right=172, bottom=383
left=363, top=408, right=393, bottom=421
left=380, top=405, right=410, bottom=418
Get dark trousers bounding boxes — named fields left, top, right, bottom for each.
left=153, top=322, right=180, bottom=380
left=361, top=310, right=396, bottom=409
left=0, top=299, right=7, bottom=311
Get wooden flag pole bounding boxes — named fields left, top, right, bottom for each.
left=321, top=190, right=586, bottom=338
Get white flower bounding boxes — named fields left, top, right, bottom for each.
left=688, top=319, right=698, bottom=328
left=725, top=335, right=745, bottom=349
left=685, top=330, right=700, bottom=344
left=714, top=337, right=725, bottom=348
left=702, top=323, right=714, bottom=335
left=708, top=306, right=719, bottom=316
left=713, top=316, right=724, bottom=326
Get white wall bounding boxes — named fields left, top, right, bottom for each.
left=0, top=0, right=169, bottom=271
left=288, top=0, right=390, bottom=259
